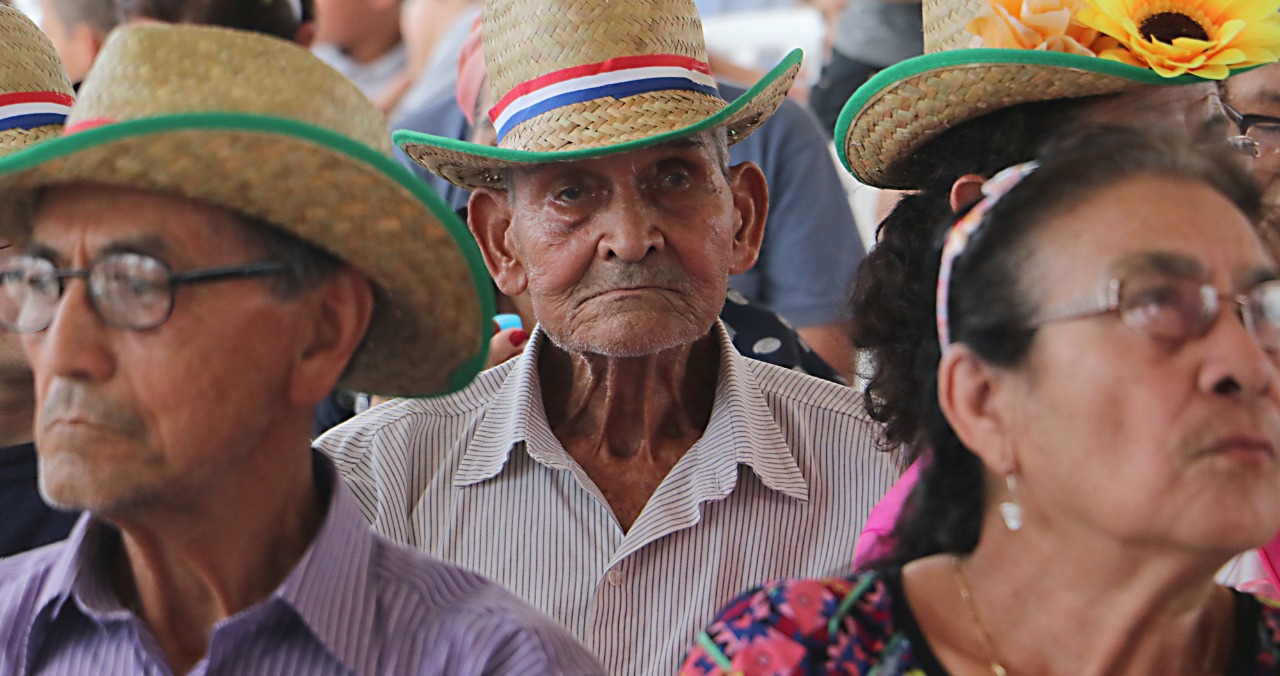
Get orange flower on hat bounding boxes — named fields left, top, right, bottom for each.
left=1077, top=0, right=1280, bottom=78
left=967, top=0, right=1107, bottom=55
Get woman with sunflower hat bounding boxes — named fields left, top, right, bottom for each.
left=678, top=0, right=1280, bottom=669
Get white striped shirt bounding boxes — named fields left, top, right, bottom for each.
left=317, top=324, right=905, bottom=675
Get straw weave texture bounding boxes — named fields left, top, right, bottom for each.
left=403, top=68, right=794, bottom=190
left=0, top=5, right=74, bottom=157
left=400, top=0, right=797, bottom=189
left=845, top=64, right=1137, bottom=188
left=0, top=25, right=484, bottom=397
left=0, top=5, right=73, bottom=97
left=483, top=0, right=709, bottom=101
left=923, top=0, right=986, bottom=53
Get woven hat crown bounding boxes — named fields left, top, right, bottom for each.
left=922, top=0, right=993, bottom=54
left=0, top=4, right=74, bottom=155
left=483, top=0, right=709, bottom=100
left=71, top=24, right=390, bottom=155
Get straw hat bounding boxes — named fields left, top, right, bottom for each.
left=0, top=4, right=74, bottom=156
left=396, top=0, right=803, bottom=190
left=0, top=24, right=494, bottom=398
left=837, top=0, right=1280, bottom=189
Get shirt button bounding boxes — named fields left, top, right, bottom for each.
left=606, top=569, right=623, bottom=587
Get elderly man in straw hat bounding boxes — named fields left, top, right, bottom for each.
left=0, top=23, right=603, bottom=676
left=0, top=4, right=80, bottom=558
left=317, top=0, right=905, bottom=672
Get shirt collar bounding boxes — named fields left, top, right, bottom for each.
left=37, top=512, right=126, bottom=624
left=454, top=322, right=809, bottom=502
left=272, top=454, right=378, bottom=675
left=35, top=454, right=380, bottom=676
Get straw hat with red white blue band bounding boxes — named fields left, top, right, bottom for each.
left=395, top=0, right=803, bottom=191
left=0, top=4, right=74, bottom=156
left=836, top=0, right=1280, bottom=189
left=0, top=23, right=495, bottom=398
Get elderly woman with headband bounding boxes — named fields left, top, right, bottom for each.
left=682, top=128, right=1280, bottom=674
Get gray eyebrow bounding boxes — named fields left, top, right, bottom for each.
left=1109, top=251, right=1205, bottom=280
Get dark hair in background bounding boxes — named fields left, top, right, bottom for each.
left=48, top=0, right=117, bottom=35
left=116, top=0, right=301, bottom=40
left=850, top=98, right=1091, bottom=452
left=869, top=126, right=1262, bottom=568
left=235, top=214, right=342, bottom=298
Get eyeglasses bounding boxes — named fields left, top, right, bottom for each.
left=1223, top=99, right=1280, bottom=158
left=0, top=252, right=288, bottom=333
left=1031, top=274, right=1280, bottom=352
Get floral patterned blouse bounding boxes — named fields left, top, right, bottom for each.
left=681, top=569, right=1280, bottom=675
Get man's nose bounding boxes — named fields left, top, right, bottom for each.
left=597, top=194, right=664, bottom=263
left=26, top=279, right=115, bottom=384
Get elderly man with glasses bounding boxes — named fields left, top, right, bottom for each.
left=1225, top=64, right=1280, bottom=242
left=0, top=23, right=601, bottom=676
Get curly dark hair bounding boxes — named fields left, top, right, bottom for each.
left=850, top=99, right=1091, bottom=452
left=865, top=126, right=1262, bottom=567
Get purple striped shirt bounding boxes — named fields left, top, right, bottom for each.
left=0, top=458, right=604, bottom=675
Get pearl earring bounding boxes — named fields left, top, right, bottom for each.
left=999, top=474, right=1023, bottom=532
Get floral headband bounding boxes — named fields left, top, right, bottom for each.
left=966, top=0, right=1280, bottom=79
left=936, top=161, right=1039, bottom=351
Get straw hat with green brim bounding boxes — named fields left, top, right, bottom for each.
left=395, top=0, right=803, bottom=191
left=0, top=4, right=74, bottom=156
left=837, top=0, right=1280, bottom=189
left=0, top=24, right=494, bottom=398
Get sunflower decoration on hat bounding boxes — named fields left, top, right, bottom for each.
left=395, top=0, right=803, bottom=190
left=837, top=0, right=1280, bottom=188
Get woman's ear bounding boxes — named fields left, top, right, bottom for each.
left=937, top=343, right=1018, bottom=473
left=950, top=174, right=989, bottom=214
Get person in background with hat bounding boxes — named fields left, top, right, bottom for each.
left=38, top=0, right=115, bottom=88
left=0, top=23, right=602, bottom=676
left=116, top=0, right=313, bottom=43
left=316, top=0, right=904, bottom=672
left=0, top=3, right=80, bottom=558
left=686, top=126, right=1280, bottom=674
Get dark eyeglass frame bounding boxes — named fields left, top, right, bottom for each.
left=0, top=252, right=289, bottom=333
left=1222, top=98, right=1280, bottom=158
left=1030, top=276, right=1280, bottom=352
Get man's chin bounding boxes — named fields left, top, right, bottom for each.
left=545, top=317, right=714, bottom=358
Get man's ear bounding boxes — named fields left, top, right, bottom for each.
left=950, top=174, right=988, bottom=214
left=468, top=188, right=528, bottom=296
left=288, top=268, right=375, bottom=406
left=726, top=161, right=768, bottom=275
left=936, top=343, right=1019, bottom=474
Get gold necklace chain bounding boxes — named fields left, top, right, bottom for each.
left=951, top=556, right=1007, bottom=676
left=949, top=555, right=1224, bottom=676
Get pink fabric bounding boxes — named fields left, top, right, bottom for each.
left=854, top=459, right=921, bottom=569
left=1259, top=535, right=1280, bottom=601
left=455, top=16, right=485, bottom=125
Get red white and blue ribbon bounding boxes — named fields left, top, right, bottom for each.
left=0, top=91, right=73, bottom=133
left=489, top=54, right=720, bottom=142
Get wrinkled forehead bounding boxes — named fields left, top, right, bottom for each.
left=1225, top=62, right=1280, bottom=112
left=1029, top=175, right=1272, bottom=303
left=28, top=185, right=261, bottom=265
left=1075, top=82, right=1227, bottom=137
left=508, top=134, right=726, bottom=187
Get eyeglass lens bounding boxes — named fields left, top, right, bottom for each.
left=1117, top=275, right=1280, bottom=350
left=0, top=253, right=176, bottom=332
